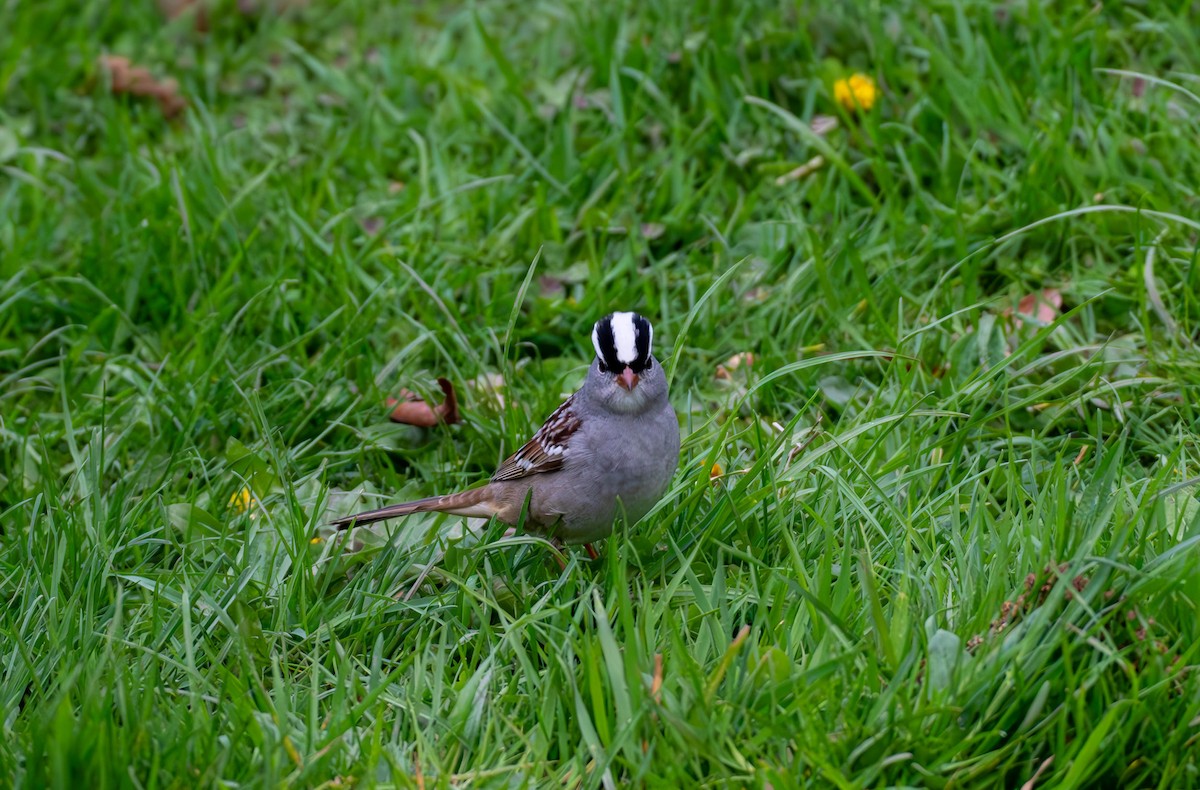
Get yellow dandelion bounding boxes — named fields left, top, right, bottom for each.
left=310, top=536, right=324, bottom=545
left=700, top=460, right=724, bottom=480
left=833, top=73, right=877, bottom=112
left=229, top=487, right=253, bottom=514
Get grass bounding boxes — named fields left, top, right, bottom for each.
left=3, top=0, right=1200, bottom=786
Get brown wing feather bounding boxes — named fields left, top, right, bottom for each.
left=491, top=395, right=581, bottom=482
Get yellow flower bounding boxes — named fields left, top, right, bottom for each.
left=229, top=487, right=253, bottom=514
left=700, top=460, right=724, bottom=480
left=833, top=73, right=877, bottom=112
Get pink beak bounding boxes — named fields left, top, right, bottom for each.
left=617, top=366, right=639, bottom=391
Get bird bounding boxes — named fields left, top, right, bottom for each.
left=330, top=311, right=681, bottom=558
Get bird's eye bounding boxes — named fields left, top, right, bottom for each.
left=598, top=361, right=608, bottom=373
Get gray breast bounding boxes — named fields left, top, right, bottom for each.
left=545, top=402, right=680, bottom=542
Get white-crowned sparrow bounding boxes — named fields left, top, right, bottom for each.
left=331, top=312, right=681, bottom=553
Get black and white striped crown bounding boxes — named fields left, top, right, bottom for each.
left=592, top=312, right=653, bottom=372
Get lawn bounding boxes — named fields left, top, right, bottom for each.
left=3, top=0, right=1200, bottom=786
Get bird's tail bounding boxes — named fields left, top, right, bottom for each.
left=329, top=488, right=494, bottom=531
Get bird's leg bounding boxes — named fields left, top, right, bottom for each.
left=549, top=536, right=568, bottom=571
left=584, top=543, right=600, bottom=561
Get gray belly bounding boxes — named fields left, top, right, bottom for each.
left=535, top=403, right=680, bottom=543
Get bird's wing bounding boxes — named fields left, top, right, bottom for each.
left=491, top=394, right=581, bottom=482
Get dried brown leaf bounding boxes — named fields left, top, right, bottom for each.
left=99, top=55, right=187, bottom=119
left=1015, top=288, right=1062, bottom=324
left=387, top=378, right=460, bottom=427
left=716, top=351, right=755, bottom=379
left=725, top=351, right=754, bottom=370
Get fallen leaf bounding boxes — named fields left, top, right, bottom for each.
left=715, top=351, right=755, bottom=379
left=1015, top=288, right=1062, bottom=324
left=387, top=378, right=460, bottom=427
left=725, top=351, right=753, bottom=370
left=99, top=55, right=187, bottom=119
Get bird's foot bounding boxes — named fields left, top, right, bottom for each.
left=584, top=543, right=600, bottom=561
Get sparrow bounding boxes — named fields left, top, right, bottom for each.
left=331, top=312, right=681, bottom=557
